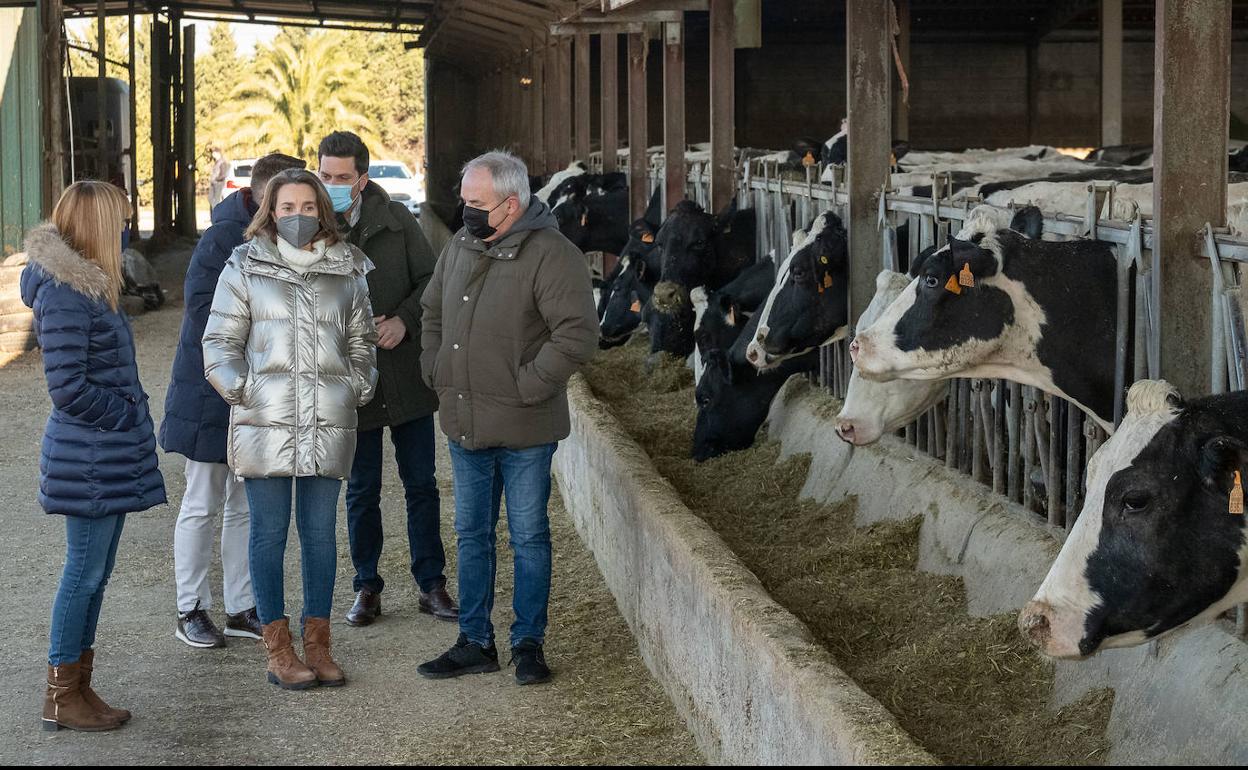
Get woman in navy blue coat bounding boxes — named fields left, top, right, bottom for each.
left=20, top=181, right=166, bottom=733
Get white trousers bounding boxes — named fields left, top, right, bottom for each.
left=173, top=459, right=253, bottom=614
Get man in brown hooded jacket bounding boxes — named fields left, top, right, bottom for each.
left=416, top=150, right=597, bottom=686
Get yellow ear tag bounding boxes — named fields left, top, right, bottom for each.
left=802, top=151, right=816, bottom=167
left=945, top=275, right=962, bottom=295
left=1231, top=471, right=1243, bottom=515
left=959, top=262, right=975, bottom=288
left=629, top=299, right=642, bottom=313
left=823, top=273, right=834, bottom=289
left=819, top=255, right=829, bottom=264
left=641, top=232, right=654, bottom=244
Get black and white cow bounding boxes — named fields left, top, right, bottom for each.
left=745, top=210, right=849, bottom=370
left=598, top=257, right=654, bottom=350
left=692, top=348, right=818, bottom=462
left=1020, top=380, right=1248, bottom=659
left=694, top=256, right=777, bottom=369
left=851, top=207, right=1119, bottom=432
left=597, top=187, right=664, bottom=322
left=554, top=186, right=630, bottom=256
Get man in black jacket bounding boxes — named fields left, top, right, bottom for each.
left=317, top=131, right=458, bottom=625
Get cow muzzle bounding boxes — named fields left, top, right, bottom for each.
left=652, top=281, right=686, bottom=313
left=834, top=416, right=879, bottom=446
left=1018, top=599, right=1085, bottom=659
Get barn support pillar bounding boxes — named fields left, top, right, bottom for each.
left=96, top=0, right=107, bottom=180
left=893, top=0, right=910, bottom=142
left=553, top=36, right=573, bottom=170
left=39, top=0, right=65, bottom=213
left=175, top=23, right=195, bottom=237
left=575, top=32, right=591, bottom=161
left=1154, top=0, right=1230, bottom=398
left=1100, top=0, right=1123, bottom=146
left=530, top=43, right=546, bottom=173
left=127, top=1, right=138, bottom=232
left=149, top=16, right=173, bottom=237
left=600, top=32, right=619, bottom=174
left=708, top=0, right=734, bottom=213
left=845, top=0, right=891, bottom=326
left=662, top=20, right=685, bottom=213
left=627, top=29, right=648, bottom=221
left=542, top=39, right=558, bottom=174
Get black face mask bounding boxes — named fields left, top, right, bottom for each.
left=463, top=197, right=509, bottom=240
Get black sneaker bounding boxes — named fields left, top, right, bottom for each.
left=175, top=600, right=226, bottom=649
left=417, top=633, right=500, bottom=679
left=224, top=607, right=262, bottom=640
left=509, top=638, right=551, bottom=685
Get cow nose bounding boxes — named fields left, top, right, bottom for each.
left=1018, top=600, right=1053, bottom=649
left=835, top=419, right=856, bottom=443
left=849, top=338, right=861, bottom=363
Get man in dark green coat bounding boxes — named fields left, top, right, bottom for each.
left=317, top=131, right=458, bottom=626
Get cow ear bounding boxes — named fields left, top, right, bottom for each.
left=714, top=197, right=739, bottom=229
left=1009, top=205, right=1044, bottom=240
left=644, top=187, right=664, bottom=230
left=1198, top=436, right=1248, bottom=495
left=713, top=350, right=734, bottom=383
left=909, top=244, right=938, bottom=278
left=948, top=237, right=1000, bottom=281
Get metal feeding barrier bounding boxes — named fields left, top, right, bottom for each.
left=601, top=151, right=1248, bottom=629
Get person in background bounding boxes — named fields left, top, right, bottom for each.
left=208, top=147, right=229, bottom=209
left=21, top=181, right=167, bottom=731
left=203, top=168, right=377, bottom=690
left=416, top=151, right=598, bottom=686
left=316, top=131, right=456, bottom=627
left=160, top=152, right=306, bottom=649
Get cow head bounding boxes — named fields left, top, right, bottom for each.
left=657, top=199, right=722, bottom=290
left=1020, top=381, right=1248, bottom=659
left=835, top=268, right=949, bottom=445
left=692, top=350, right=755, bottom=462
left=535, top=161, right=590, bottom=206
left=599, top=257, right=652, bottom=349
left=851, top=208, right=1021, bottom=383
left=618, top=187, right=663, bottom=267
left=695, top=289, right=747, bottom=363
left=746, top=211, right=849, bottom=370
left=553, top=197, right=589, bottom=249
left=647, top=298, right=696, bottom=359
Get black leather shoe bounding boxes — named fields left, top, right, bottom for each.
left=509, top=638, right=551, bottom=685
left=175, top=600, right=226, bottom=649
left=418, top=583, right=460, bottom=622
left=346, top=589, right=381, bottom=627
left=417, top=633, right=500, bottom=679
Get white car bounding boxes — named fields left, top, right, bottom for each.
left=223, top=158, right=257, bottom=195
left=368, top=161, right=424, bottom=216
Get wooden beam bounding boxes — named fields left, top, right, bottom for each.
left=600, top=32, right=618, bottom=173
left=893, top=0, right=910, bottom=141
left=555, top=36, right=573, bottom=168
left=1100, top=0, right=1122, bottom=145
left=531, top=45, right=546, bottom=173
left=97, top=0, right=107, bottom=181
left=627, top=29, right=648, bottom=220
left=418, top=0, right=464, bottom=49
left=845, top=0, right=891, bottom=327
left=708, top=0, right=734, bottom=213
left=128, top=0, right=137, bottom=231
left=557, top=10, right=683, bottom=24
left=662, top=20, right=684, bottom=212
left=598, top=0, right=707, bottom=14
left=734, top=0, right=760, bottom=49
left=574, top=32, right=591, bottom=160
left=1153, top=0, right=1230, bottom=397
left=551, top=22, right=644, bottom=35
left=543, top=39, right=558, bottom=173
left=177, top=22, right=196, bottom=236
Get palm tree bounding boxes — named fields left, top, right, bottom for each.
left=220, top=28, right=384, bottom=164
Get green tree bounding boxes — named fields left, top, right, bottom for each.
left=224, top=28, right=381, bottom=165
left=195, top=22, right=241, bottom=180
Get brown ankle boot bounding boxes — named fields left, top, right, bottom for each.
left=79, top=649, right=131, bottom=723
left=261, top=618, right=317, bottom=690
left=42, top=662, right=122, bottom=732
left=302, top=617, right=346, bottom=687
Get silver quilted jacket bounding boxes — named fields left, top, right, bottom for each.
left=202, top=236, right=378, bottom=479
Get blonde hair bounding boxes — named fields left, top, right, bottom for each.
left=52, top=181, right=131, bottom=311
left=244, top=168, right=341, bottom=246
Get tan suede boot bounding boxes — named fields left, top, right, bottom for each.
left=261, top=618, right=317, bottom=690
left=79, top=649, right=131, bottom=723
left=42, top=662, right=123, bottom=732
left=302, top=617, right=346, bottom=687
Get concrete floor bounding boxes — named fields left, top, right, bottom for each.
left=0, top=240, right=700, bottom=765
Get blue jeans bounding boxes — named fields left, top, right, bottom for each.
left=449, top=441, right=557, bottom=648
left=244, top=476, right=342, bottom=625
left=49, top=514, right=126, bottom=666
left=345, top=416, right=446, bottom=594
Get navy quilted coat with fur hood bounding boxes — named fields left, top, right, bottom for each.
left=20, top=223, right=166, bottom=517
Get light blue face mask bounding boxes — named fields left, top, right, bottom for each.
left=325, top=183, right=357, bottom=213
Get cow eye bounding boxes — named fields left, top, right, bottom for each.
left=1122, top=491, right=1151, bottom=513
left=923, top=275, right=940, bottom=289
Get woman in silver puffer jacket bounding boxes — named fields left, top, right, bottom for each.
left=203, top=168, right=377, bottom=691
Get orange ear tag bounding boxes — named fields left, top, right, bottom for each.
left=641, top=232, right=655, bottom=244
left=802, top=151, right=817, bottom=167
left=580, top=212, right=589, bottom=227
left=629, top=299, right=642, bottom=313
left=944, top=275, right=962, bottom=295
left=823, top=273, right=834, bottom=289
left=959, top=262, right=975, bottom=288
left=1231, top=471, right=1243, bottom=514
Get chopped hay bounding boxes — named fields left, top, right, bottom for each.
left=582, top=343, right=1114, bottom=766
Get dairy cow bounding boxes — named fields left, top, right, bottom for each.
left=851, top=207, right=1119, bottom=432
left=1020, top=380, right=1248, bottom=659
left=694, top=257, right=777, bottom=365
left=598, top=257, right=654, bottom=350
left=745, top=210, right=849, bottom=370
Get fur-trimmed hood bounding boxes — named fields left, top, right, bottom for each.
left=20, top=223, right=114, bottom=308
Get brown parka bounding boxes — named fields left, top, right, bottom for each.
left=419, top=200, right=598, bottom=451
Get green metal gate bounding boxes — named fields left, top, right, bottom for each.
left=0, top=7, right=43, bottom=257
